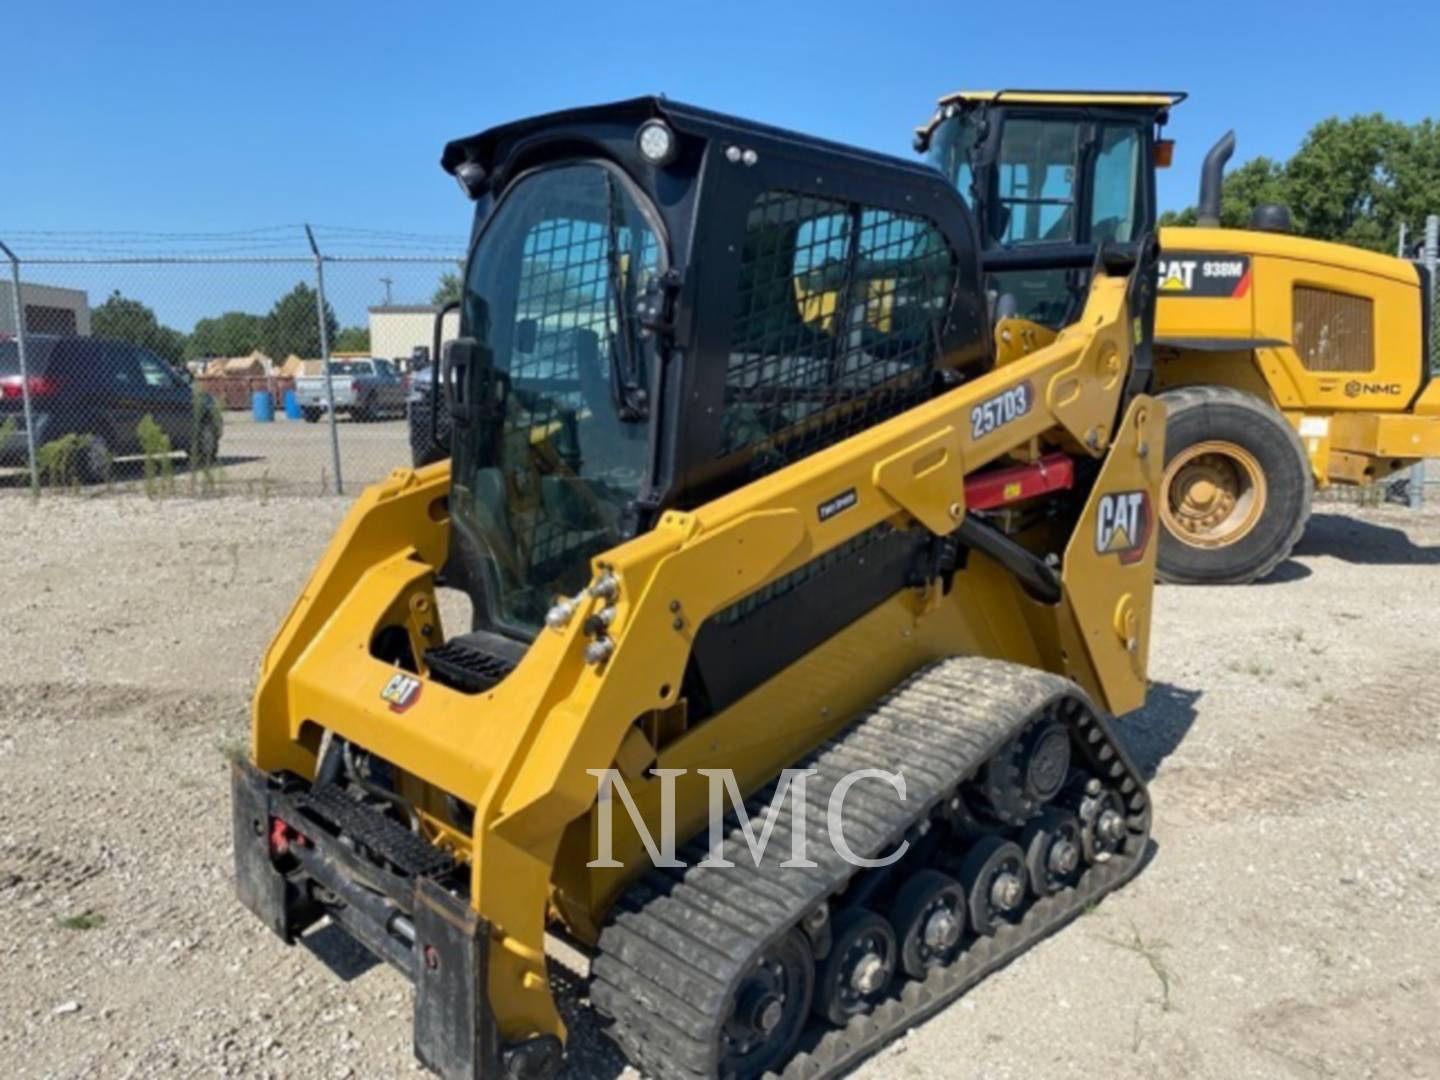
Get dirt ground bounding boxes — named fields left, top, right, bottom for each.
left=2, top=494, right=1439, bottom=1080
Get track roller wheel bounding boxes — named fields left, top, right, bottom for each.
left=973, top=716, right=1072, bottom=825
left=958, top=837, right=1028, bottom=936
left=719, top=929, right=814, bottom=1076
left=1021, top=811, right=1084, bottom=895
left=891, top=869, right=966, bottom=979
left=1077, top=781, right=1128, bottom=864
left=813, top=908, right=897, bottom=1026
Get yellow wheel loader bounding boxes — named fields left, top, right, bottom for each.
left=233, top=98, right=1166, bottom=1079
left=918, top=90, right=1439, bottom=584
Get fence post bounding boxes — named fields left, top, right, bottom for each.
left=1417, top=214, right=1440, bottom=509
left=0, top=240, right=40, bottom=493
left=305, top=225, right=344, bottom=495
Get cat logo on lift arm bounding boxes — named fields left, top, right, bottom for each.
left=1095, top=491, right=1152, bottom=565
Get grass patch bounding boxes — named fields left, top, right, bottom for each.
left=216, top=734, right=249, bottom=763
left=57, top=912, right=106, bottom=931
left=36, top=433, right=96, bottom=490
left=1226, top=658, right=1276, bottom=679
left=1103, top=920, right=1180, bottom=1012
left=137, top=414, right=174, bottom=498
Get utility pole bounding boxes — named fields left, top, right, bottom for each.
left=380, top=276, right=394, bottom=306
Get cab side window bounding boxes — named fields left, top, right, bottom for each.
left=1091, top=125, right=1143, bottom=243
left=996, top=119, right=1079, bottom=245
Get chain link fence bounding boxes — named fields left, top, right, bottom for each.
left=0, top=227, right=463, bottom=498
left=1, top=223, right=1436, bottom=506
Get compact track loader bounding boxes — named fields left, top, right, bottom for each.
left=918, top=90, right=1439, bottom=584
left=233, top=98, right=1165, bottom=1079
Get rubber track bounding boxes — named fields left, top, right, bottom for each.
left=590, top=657, right=1152, bottom=1080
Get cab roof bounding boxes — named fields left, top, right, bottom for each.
left=915, top=89, right=1187, bottom=149
left=937, top=89, right=1188, bottom=109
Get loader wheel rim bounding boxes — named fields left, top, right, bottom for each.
left=1162, top=440, right=1267, bottom=549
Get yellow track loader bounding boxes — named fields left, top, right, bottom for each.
left=233, top=98, right=1164, bottom=1079
left=918, top=90, right=1439, bottom=584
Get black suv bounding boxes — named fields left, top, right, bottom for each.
left=0, top=334, right=222, bottom=481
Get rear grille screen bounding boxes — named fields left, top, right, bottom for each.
left=723, top=192, right=957, bottom=474
left=1293, top=286, right=1374, bottom=372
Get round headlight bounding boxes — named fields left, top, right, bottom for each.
left=637, top=119, right=678, bottom=167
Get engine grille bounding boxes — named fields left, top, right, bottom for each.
left=1293, top=286, right=1374, bottom=372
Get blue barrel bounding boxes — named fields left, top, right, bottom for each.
left=283, top=388, right=302, bottom=420
left=251, top=389, right=275, bottom=422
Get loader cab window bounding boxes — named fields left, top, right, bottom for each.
left=995, top=119, right=1079, bottom=245
left=452, top=163, right=662, bottom=635
left=926, top=111, right=980, bottom=208
left=1091, top=125, right=1144, bottom=243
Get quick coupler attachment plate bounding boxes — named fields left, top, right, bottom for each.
left=229, top=760, right=522, bottom=1079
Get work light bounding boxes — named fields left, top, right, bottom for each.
left=636, top=120, right=678, bottom=166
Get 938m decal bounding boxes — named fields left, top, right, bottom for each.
left=970, top=381, right=1033, bottom=441
left=1157, top=253, right=1251, bottom=298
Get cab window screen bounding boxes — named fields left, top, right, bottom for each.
left=723, top=191, right=956, bottom=473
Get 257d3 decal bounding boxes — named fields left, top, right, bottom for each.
left=1095, top=491, right=1152, bottom=565
left=970, top=381, right=1033, bottom=440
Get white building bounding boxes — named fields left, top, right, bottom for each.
left=368, top=305, right=460, bottom=369
left=0, top=280, right=91, bottom=336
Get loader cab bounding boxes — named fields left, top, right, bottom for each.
left=918, top=90, right=1182, bottom=330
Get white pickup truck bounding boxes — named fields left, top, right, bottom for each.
left=294, top=359, right=408, bottom=422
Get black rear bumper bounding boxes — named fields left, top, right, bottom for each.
left=231, top=760, right=557, bottom=1080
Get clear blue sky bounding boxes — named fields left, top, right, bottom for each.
left=4, top=0, right=1436, bottom=325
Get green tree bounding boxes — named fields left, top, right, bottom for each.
left=90, top=291, right=186, bottom=363
left=185, top=310, right=264, bottom=360
left=334, top=326, right=371, bottom=352
left=1161, top=114, right=1440, bottom=254
left=432, top=263, right=464, bottom=305
left=259, top=282, right=338, bottom=361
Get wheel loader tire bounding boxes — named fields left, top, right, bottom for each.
left=1156, top=385, right=1312, bottom=585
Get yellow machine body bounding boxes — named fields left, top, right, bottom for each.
left=1156, top=225, right=1438, bottom=486
left=250, top=269, right=1163, bottom=1047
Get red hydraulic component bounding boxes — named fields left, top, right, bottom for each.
left=964, top=452, right=1075, bottom=511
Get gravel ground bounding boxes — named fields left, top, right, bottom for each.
left=2, top=495, right=1440, bottom=1079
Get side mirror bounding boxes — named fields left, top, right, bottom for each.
left=442, top=337, right=483, bottom=428
left=431, top=301, right=462, bottom=449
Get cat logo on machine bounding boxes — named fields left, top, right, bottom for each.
left=1095, top=491, right=1152, bottom=565
left=380, top=673, right=423, bottom=713
left=1156, top=253, right=1251, bottom=299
